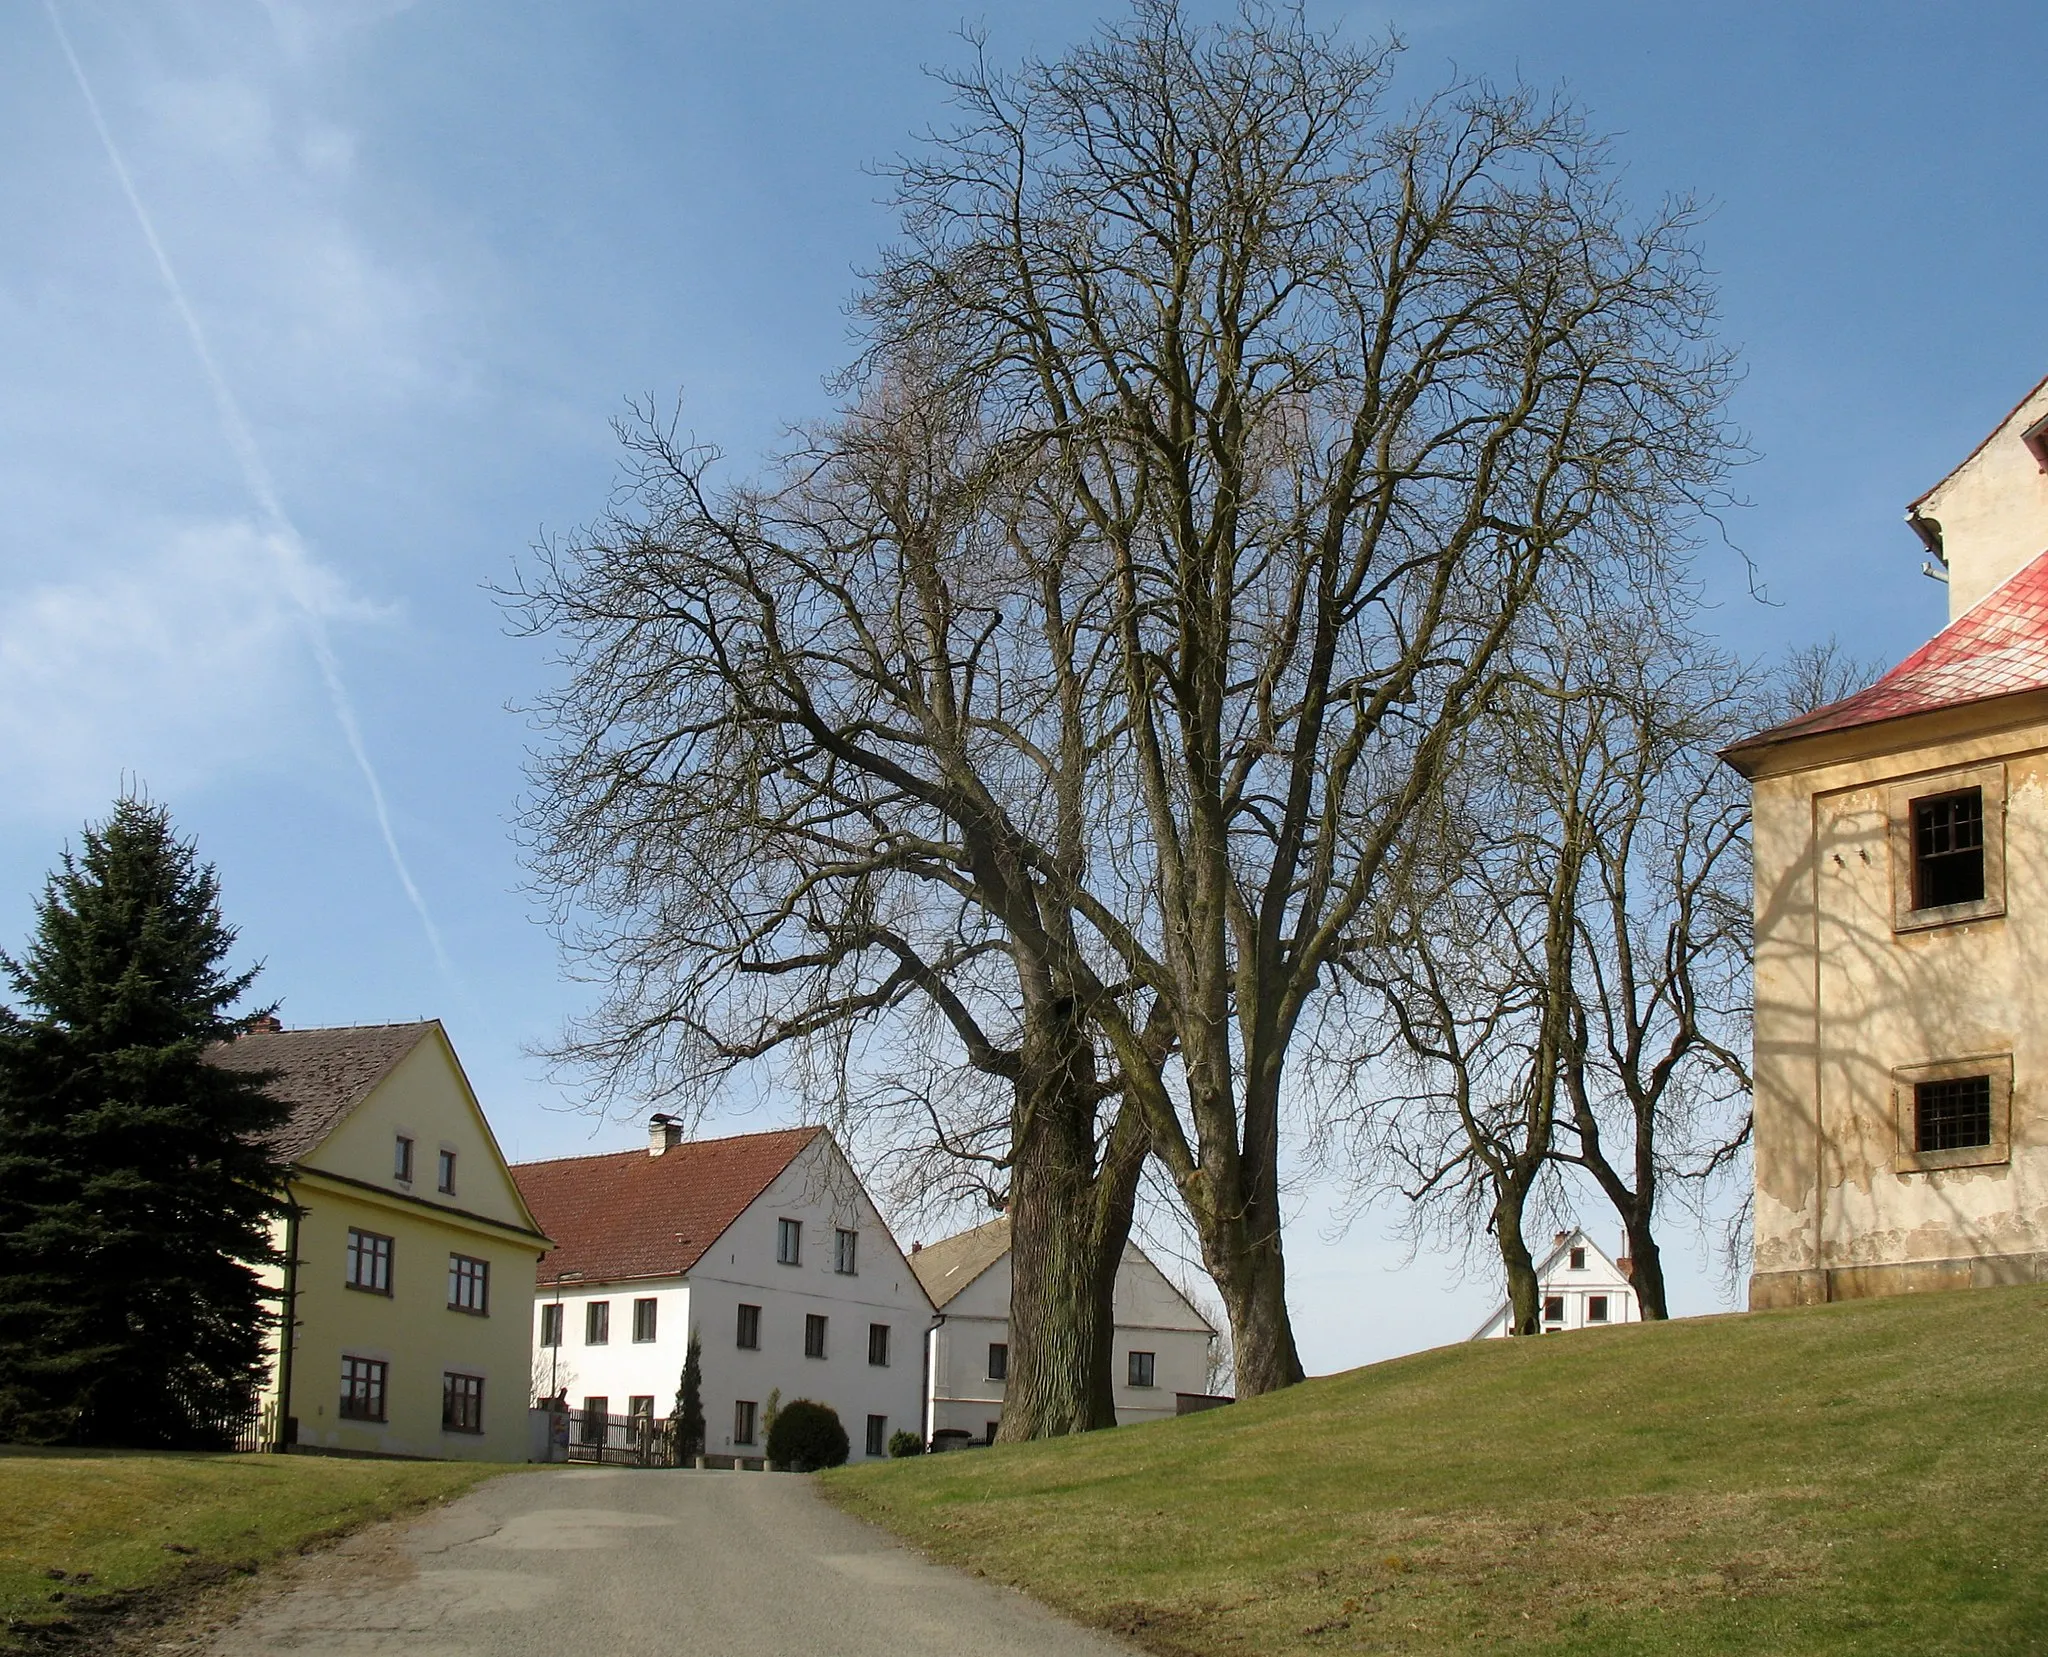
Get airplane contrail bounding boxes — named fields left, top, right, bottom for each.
left=43, top=0, right=457, bottom=984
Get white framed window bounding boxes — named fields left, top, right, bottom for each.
left=777, top=1218, right=802, bottom=1265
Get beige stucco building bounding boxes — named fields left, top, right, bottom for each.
left=1727, top=373, right=2048, bottom=1308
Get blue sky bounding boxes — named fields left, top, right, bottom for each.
left=4, top=0, right=2045, bottom=1372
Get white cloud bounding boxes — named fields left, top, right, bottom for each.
left=0, top=519, right=384, bottom=820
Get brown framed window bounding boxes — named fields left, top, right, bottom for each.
left=1890, top=767, right=2006, bottom=930
left=1568, top=1246, right=1586, bottom=1271
left=394, top=1135, right=414, bottom=1182
left=804, top=1314, right=827, bottom=1358
left=734, top=1399, right=758, bottom=1446
left=1588, top=1296, right=1610, bottom=1323
left=1543, top=1296, right=1565, bottom=1324
left=986, top=1342, right=1008, bottom=1381
left=1893, top=1054, right=2013, bottom=1173
left=448, top=1254, right=489, bottom=1315
left=442, top=1372, right=484, bottom=1433
left=586, top=1300, right=610, bottom=1345
left=736, top=1303, right=761, bottom=1350
left=340, top=1356, right=387, bottom=1421
left=1127, top=1351, right=1156, bottom=1389
left=632, top=1298, right=658, bottom=1342
left=345, top=1228, right=393, bottom=1295
left=437, top=1149, right=457, bottom=1194
left=868, top=1323, right=890, bottom=1367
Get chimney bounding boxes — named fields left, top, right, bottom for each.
left=245, top=1013, right=283, bottom=1036
left=911, top=1240, right=922, bottom=1253
left=1553, top=1230, right=1569, bottom=1246
left=647, top=1113, right=682, bottom=1156
left=1618, top=1254, right=1634, bottom=1280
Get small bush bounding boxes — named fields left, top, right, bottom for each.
left=887, top=1429, right=925, bottom=1458
left=766, top=1399, right=849, bottom=1471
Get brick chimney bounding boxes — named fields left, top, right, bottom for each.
left=648, top=1113, right=683, bottom=1156
left=244, top=1013, right=283, bottom=1036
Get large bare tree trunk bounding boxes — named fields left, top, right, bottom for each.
left=1495, top=1192, right=1543, bottom=1337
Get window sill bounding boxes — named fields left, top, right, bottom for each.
left=338, top=1414, right=387, bottom=1425
left=441, top=1425, right=485, bottom=1435
left=344, top=1284, right=392, bottom=1297
left=1893, top=896, right=2005, bottom=934
left=1895, top=1143, right=2010, bottom=1175
left=447, top=1304, right=490, bottom=1317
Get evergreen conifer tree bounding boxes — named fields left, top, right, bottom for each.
left=0, top=797, right=288, bottom=1446
left=670, top=1328, right=705, bottom=1461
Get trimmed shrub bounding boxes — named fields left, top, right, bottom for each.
left=887, top=1429, right=925, bottom=1458
left=766, top=1398, right=849, bottom=1471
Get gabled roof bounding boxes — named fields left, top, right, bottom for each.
left=908, top=1214, right=1012, bottom=1309
left=208, top=1022, right=435, bottom=1159
left=1726, top=545, right=2048, bottom=767
left=512, top=1126, right=822, bottom=1285
left=1470, top=1226, right=1630, bottom=1339
left=1909, top=369, right=2048, bottom=510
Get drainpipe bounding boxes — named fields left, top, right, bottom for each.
left=273, top=1186, right=302, bottom=1452
left=920, top=1313, right=946, bottom=1448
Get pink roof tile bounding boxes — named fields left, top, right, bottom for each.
left=1732, top=546, right=2048, bottom=758
left=511, top=1126, right=821, bottom=1286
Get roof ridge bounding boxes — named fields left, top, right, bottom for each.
left=509, top=1123, right=822, bottom=1171
left=1908, top=369, right=2048, bottom=510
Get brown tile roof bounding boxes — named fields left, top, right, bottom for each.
left=908, top=1214, right=1012, bottom=1309
left=208, top=1022, right=435, bottom=1160
left=512, top=1126, right=823, bottom=1286
left=1727, top=545, right=2048, bottom=764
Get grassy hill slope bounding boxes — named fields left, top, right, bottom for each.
left=822, top=1287, right=2048, bottom=1656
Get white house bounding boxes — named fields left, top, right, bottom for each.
left=1472, top=1227, right=1642, bottom=1338
left=910, top=1216, right=1218, bottom=1443
left=512, top=1120, right=934, bottom=1462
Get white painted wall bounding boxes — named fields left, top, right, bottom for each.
left=1472, top=1229, right=1642, bottom=1338
left=924, top=1241, right=1216, bottom=1438
left=531, top=1136, right=934, bottom=1458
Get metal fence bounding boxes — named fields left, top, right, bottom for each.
left=566, top=1409, right=670, bottom=1466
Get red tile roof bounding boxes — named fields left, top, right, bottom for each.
left=1730, top=546, right=2048, bottom=759
left=208, top=1022, right=435, bottom=1159
left=512, top=1126, right=822, bottom=1286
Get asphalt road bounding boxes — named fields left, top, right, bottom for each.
left=205, top=1464, right=1132, bottom=1657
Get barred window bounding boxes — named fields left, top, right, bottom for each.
left=1914, top=790, right=1985, bottom=910
left=442, top=1372, right=484, bottom=1433
left=448, top=1254, right=490, bottom=1315
left=1915, top=1075, right=1994, bottom=1152
left=340, top=1356, right=387, bottom=1421
left=346, top=1229, right=393, bottom=1294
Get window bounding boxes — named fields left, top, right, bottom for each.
left=834, top=1228, right=858, bottom=1275
left=345, top=1228, right=393, bottom=1295
left=1568, top=1246, right=1586, bottom=1271
left=437, top=1148, right=457, bottom=1194
left=586, top=1300, right=611, bottom=1345
left=734, top=1399, right=758, bottom=1445
left=340, top=1356, right=388, bottom=1422
left=628, top=1395, right=655, bottom=1424
left=1916, top=1075, right=1994, bottom=1152
left=805, top=1313, right=827, bottom=1358
left=442, top=1372, right=484, bottom=1433
left=393, top=1135, right=414, bottom=1182
left=1893, top=1054, right=2013, bottom=1173
left=984, top=1420, right=1000, bottom=1445
left=1588, top=1296, right=1610, bottom=1324
left=633, top=1297, right=658, bottom=1343
left=865, top=1414, right=887, bottom=1457
left=777, top=1218, right=802, bottom=1265
left=987, top=1342, right=1008, bottom=1382
left=1543, top=1296, right=1566, bottom=1324
left=736, top=1303, right=761, bottom=1350
left=540, top=1303, right=563, bottom=1348
left=582, top=1397, right=608, bottom=1443
left=1127, top=1350, right=1156, bottom=1389
left=1891, top=767, right=2005, bottom=930
left=448, top=1254, right=490, bottom=1315
left=868, top=1323, right=891, bottom=1367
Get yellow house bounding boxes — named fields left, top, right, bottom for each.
left=1727, top=373, right=2048, bottom=1309
left=212, top=1020, right=549, bottom=1459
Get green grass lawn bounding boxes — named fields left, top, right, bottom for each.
left=0, top=1449, right=511, bottom=1649
left=822, top=1287, right=2048, bottom=1656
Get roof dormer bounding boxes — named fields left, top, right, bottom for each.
left=1910, top=372, right=2048, bottom=621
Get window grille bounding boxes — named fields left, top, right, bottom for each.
left=346, top=1229, right=393, bottom=1294
left=448, top=1254, right=490, bottom=1314
left=1915, top=1075, right=1994, bottom=1152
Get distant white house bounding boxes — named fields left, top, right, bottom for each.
left=513, top=1119, right=935, bottom=1462
left=910, top=1216, right=1218, bottom=1443
left=1473, top=1227, right=1641, bottom=1338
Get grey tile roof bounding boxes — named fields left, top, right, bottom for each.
left=908, top=1214, right=1013, bottom=1309
left=208, top=1022, right=436, bottom=1160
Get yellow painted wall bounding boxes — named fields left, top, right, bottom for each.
left=1748, top=705, right=2048, bottom=1306
left=1917, top=377, right=2048, bottom=620
left=255, top=1027, right=545, bottom=1460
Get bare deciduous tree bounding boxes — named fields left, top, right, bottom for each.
left=862, top=1, right=1738, bottom=1388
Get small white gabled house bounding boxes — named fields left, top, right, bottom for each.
left=1472, top=1227, right=1641, bottom=1338
left=512, top=1120, right=934, bottom=1462
left=911, top=1216, right=1218, bottom=1442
